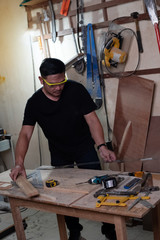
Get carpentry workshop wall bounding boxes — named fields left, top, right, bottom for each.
left=0, top=0, right=41, bottom=171
left=0, top=0, right=160, bottom=172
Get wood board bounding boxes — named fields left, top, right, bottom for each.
left=143, top=116, right=160, bottom=172
left=110, top=75, right=154, bottom=172
left=0, top=169, right=160, bottom=220
left=0, top=169, right=103, bottom=206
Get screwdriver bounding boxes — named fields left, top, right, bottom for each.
left=76, top=175, right=109, bottom=185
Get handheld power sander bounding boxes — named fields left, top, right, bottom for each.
left=102, top=33, right=127, bottom=68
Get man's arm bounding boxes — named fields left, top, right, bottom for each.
left=10, top=125, right=34, bottom=181
left=84, top=111, right=116, bottom=162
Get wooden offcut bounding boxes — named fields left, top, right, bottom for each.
left=16, top=175, right=39, bottom=198
left=0, top=181, right=12, bottom=190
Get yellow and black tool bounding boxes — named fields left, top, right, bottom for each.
left=102, top=35, right=127, bottom=67
left=96, top=194, right=150, bottom=208
left=45, top=179, right=59, bottom=188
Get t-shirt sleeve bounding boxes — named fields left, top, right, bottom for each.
left=76, top=83, right=97, bottom=115
left=22, top=99, right=36, bottom=126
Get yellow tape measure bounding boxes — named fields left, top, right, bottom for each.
left=45, top=179, right=59, bottom=188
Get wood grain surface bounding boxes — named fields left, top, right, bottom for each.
left=111, top=75, right=154, bottom=172
left=0, top=168, right=160, bottom=220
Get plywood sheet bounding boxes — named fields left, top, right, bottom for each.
left=110, top=75, right=154, bottom=172
left=143, top=116, right=160, bottom=172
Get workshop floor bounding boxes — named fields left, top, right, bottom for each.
left=0, top=208, right=154, bottom=240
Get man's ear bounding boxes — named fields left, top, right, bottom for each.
left=39, top=76, right=44, bottom=85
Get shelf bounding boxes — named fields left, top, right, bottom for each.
left=21, top=0, right=61, bottom=8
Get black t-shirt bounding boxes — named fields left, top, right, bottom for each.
left=23, top=80, right=97, bottom=156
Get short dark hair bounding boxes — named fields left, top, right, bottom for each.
left=39, top=58, right=65, bottom=78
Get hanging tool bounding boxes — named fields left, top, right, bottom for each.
left=87, top=23, right=102, bottom=109
left=131, top=12, right=143, bottom=53
left=71, top=28, right=86, bottom=74
left=99, top=40, right=113, bottom=149
left=43, top=7, right=51, bottom=57
left=102, top=35, right=127, bottom=68
left=48, top=0, right=56, bottom=43
left=100, top=26, right=140, bottom=77
left=76, top=0, right=87, bottom=54
left=60, top=0, right=71, bottom=16
left=144, top=0, right=160, bottom=53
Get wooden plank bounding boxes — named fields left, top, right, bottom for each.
left=143, top=116, right=160, bottom=172
left=15, top=175, right=39, bottom=198
left=0, top=181, right=12, bottom=190
left=104, top=68, right=160, bottom=78
left=110, top=76, right=154, bottom=172
left=117, top=121, right=132, bottom=171
left=24, top=0, right=61, bottom=7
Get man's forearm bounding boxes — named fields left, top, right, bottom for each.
left=84, top=111, right=106, bottom=147
left=15, top=125, right=34, bottom=166
left=15, top=135, right=30, bottom=166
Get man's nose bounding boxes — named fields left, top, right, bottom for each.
left=54, top=85, right=61, bottom=90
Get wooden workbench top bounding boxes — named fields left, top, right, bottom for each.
left=0, top=168, right=160, bottom=219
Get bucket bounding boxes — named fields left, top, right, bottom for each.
left=0, top=139, right=10, bottom=152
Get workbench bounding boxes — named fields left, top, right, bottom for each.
left=0, top=168, right=160, bottom=240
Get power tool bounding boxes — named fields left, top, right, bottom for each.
left=76, top=175, right=116, bottom=185
left=76, top=174, right=110, bottom=185
left=102, top=34, right=127, bottom=68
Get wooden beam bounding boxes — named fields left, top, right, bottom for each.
left=103, top=68, right=160, bottom=78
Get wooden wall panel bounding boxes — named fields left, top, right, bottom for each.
left=110, top=75, right=154, bottom=172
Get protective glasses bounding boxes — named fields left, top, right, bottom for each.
left=42, top=76, right=67, bottom=86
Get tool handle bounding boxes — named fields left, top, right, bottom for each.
left=60, top=0, right=71, bottom=16
left=154, top=23, right=160, bottom=54
left=137, top=30, right=143, bottom=53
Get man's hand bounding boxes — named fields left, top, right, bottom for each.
left=98, top=146, right=116, bottom=162
left=10, top=164, right=26, bottom=182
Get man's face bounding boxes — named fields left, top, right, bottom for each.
left=39, top=73, right=66, bottom=100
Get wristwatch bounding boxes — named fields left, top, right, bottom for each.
left=97, top=143, right=107, bottom=150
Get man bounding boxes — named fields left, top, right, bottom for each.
left=10, top=58, right=117, bottom=240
